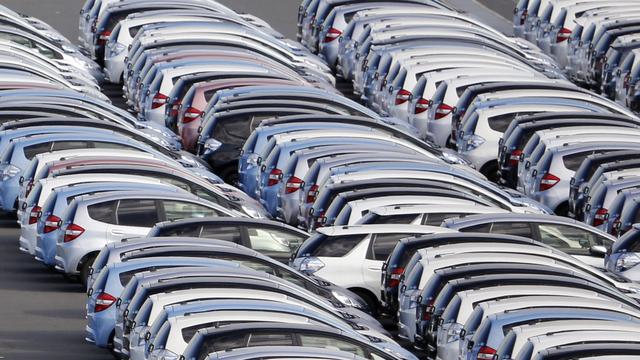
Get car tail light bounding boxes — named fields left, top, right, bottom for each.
left=95, top=292, right=116, bottom=312
left=434, top=104, right=453, bottom=120
left=169, top=99, right=182, bottom=117
left=422, top=299, right=435, bottom=321
left=539, top=173, right=560, bottom=191
left=285, top=176, right=303, bottom=194
left=520, top=9, right=528, bottom=26
left=28, top=205, right=42, bottom=225
left=556, top=27, right=571, bottom=43
left=389, top=267, right=404, bottom=288
left=477, top=346, right=497, bottom=360
left=44, top=215, right=61, bottom=233
left=395, top=89, right=411, bottom=105
left=151, top=93, right=168, bottom=109
left=182, top=107, right=203, bottom=123
left=594, top=208, right=609, bottom=227
left=508, top=150, right=523, bottom=167
left=267, top=169, right=283, bottom=187
left=97, top=30, right=111, bottom=46
left=611, top=217, right=621, bottom=236
left=323, top=27, right=342, bottom=43
left=64, top=223, right=85, bottom=243
left=314, top=211, right=326, bottom=229
left=414, top=98, right=430, bottom=114
left=306, top=184, right=319, bottom=203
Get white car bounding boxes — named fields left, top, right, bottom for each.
left=292, top=224, right=455, bottom=309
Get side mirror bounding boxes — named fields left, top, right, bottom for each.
left=590, top=245, right=608, bottom=258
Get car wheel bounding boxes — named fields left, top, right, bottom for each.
left=220, top=166, right=239, bottom=186
left=351, top=288, right=379, bottom=317
left=480, top=161, right=500, bottom=183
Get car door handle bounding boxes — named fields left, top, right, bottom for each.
left=111, top=230, right=125, bottom=235
left=368, top=266, right=382, bottom=271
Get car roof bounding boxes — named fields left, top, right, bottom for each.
left=316, top=224, right=455, bottom=236
left=152, top=216, right=308, bottom=236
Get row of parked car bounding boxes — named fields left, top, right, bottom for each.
left=6, top=0, right=640, bottom=359
left=293, top=1, right=640, bottom=359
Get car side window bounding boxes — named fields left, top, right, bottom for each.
left=116, top=199, right=159, bottom=227
left=459, top=223, right=492, bottom=233
left=298, top=334, right=368, bottom=357
left=23, top=142, right=52, bottom=159
left=367, top=233, right=412, bottom=261
left=245, top=227, right=304, bottom=254
left=199, top=225, right=242, bottom=243
left=423, top=213, right=464, bottom=226
left=92, top=141, right=138, bottom=150
left=51, top=141, right=91, bottom=152
left=489, top=222, right=534, bottom=238
left=311, top=235, right=364, bottom=257
left=87, top=200, right=118, bottom=224
left=161, top=201, right=219, bottom=222
left=537, top=224, right=605, bottom=252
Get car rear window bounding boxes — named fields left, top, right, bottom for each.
left=23, top=142, right=52, bottom=160
left=312, top=234, right=364, bottom=257
left=563, top=151, right=600, bottom=171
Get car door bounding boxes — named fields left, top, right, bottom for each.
left=535, top=222, right=611, bottom=268
left=107, top=199, right=161, bottom=242
left=362, top=233, right=412, bottom=297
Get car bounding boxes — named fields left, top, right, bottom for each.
left=47, top=163, right=267, bottom=218
left=530, top=342, right=640, bottom=359
left=147, top=217, right=308, bottom=263
left=99, top=238, right=371, bottom=315
left=442, top=213, right=615, bottom=268
left=86, top=256, right=239, bottom=348
left=437, top=284, right=633, bottom=360
left=526, top=138, right=640, bottom=213
left=355, top=204, right=507, bottom=226
left=499, top=113, right=639, bottom=189
left=583, top=169, right=640, bottom=227
left=460, top=299, right=640, bottom=360
left=291, top=224, right=455, bottom=311
left=571, top=154, right=640, bottom=220
left=30, top=181, right=178, bottom=265
left=202, top=346, right=371, bottom=360
left=495, top=318, right=640, bottom=360
left=54, top=190, right=238, bottom=283
left=607, top=224, right=640, bottom=281
left=181, top=322, right=414, bottom=360
left=514, top=329, right=640, bottom=360
left=0, top=131, right=178, bottom=213
left=380, top=233, right=560, bottom=316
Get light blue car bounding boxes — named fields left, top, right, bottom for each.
left=0, top=132, right=163, bottom=212
left=86, top=257, right=239, bottom=348
left=34, top=181, right=178, bottom=266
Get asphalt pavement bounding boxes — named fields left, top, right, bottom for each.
left=0, top=0, right=514, bottom=359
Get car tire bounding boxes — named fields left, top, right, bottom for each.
left=351, top=289, right=379, bottom=317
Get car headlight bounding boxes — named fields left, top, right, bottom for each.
left=332, top=290, right=368, bottom=310
left=2, top=164, right=21, bottom=181
left=298, top=257, right=325, bottom=274
left=440, top=150, right=471, bottom=166
left=465, top=134, right=486, bottom=151
left=616, top=253, right=640, bottom=272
